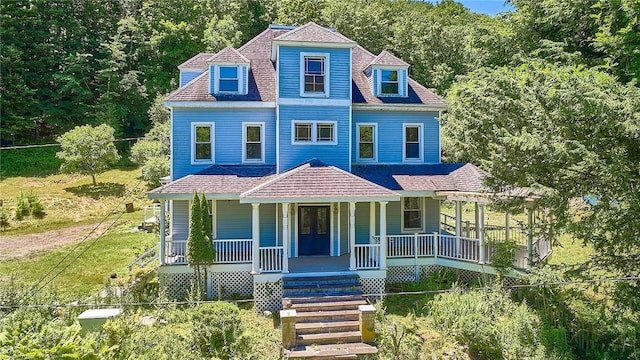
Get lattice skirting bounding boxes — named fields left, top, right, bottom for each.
left=209, top=271, right=253, bottom=298
left=386, top=265, right=515, bottom=287
left=253, top=280, right=283, bottom=312
left=360, top=277, right=385, bottom=299
left=159, top=272, right=197, bottom=300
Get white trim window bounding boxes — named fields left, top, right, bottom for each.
left=402, top=197, right=424, bottom=232
left=300, top=52, right=330, bottom=97
left=192, top=123, right=215, bottom=164
left=357, top=124, right=377, bottom=162
left=403, top=123, right=423, bottom=162
left=218, top=66, right=239, bottom=92
left=292, top=121, right=337, bottom=145
left=380, top=70, right=399, bottom=95
left=242, top=122, right=265, bottom=163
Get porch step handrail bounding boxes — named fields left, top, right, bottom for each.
left=355, top=243, right=380, bottom=269
left=128, top=244, right=159, bottom=271
left=259, top=246, right=283, bottom=272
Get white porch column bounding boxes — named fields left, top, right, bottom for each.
left=251, top=203, right=260, bottom=274
left=369, top=202, right=376, bottom=244
left=474, top=203, right=480, bottom=239
left=349, top=202, right=356, bottom=270
left=455, top=201, right=462, bottom=256
left=159, top=200, right=166, bottom=265
left=505, top=211, right=510, bottom=241
left=282, top=203, right=289, bottom=273
left=527, top=206, right=534, bottom=270
left=478, top=203, right=485, bottom=264
left=379, top=201, right=387, bottom=270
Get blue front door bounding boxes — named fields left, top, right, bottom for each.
left=298, top=206, right=330, bottom=256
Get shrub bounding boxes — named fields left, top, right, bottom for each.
left=191, top=302, right=242, bottom=359
left=0, top=207, right=10, bottom=229
left=27, top=193, right=45, bottom=218
left=15, top=193, right=30, bottom=220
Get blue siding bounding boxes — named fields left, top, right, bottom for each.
left=278, top=105, right=351, bottom=171
left=278, top=47, right=351, bottom=100
left=259, top=203, right=277, bottom=247
left=355, top=202, right=371, bottom=244
left=383, top=198, right=440, bottom=235
left=180, top=71, right=204, bottom=87
left=172, top=108, right=276, bottom=180
left=352, top=111, right=440, bottom=164
left=425, top=199, right=440, bottom=233
left=216, top=200, right=252, bottom=239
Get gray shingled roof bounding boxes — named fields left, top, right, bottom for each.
left=206, top=46, right=250, bottom=63
left=240, top=160, right=399, bottom=201
left=168, top=23, right=446, bottom=107
left=273, top=22, right=355, bottom=44
left=365, top=50, right=410, bottom=69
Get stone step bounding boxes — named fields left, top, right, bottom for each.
left=283, top=279, right=360, bottom=289
left=295, top=309, right=360, bottom=323
left=282, top=273, right=359, bottom=282
left=285, top=294, right=364, bottom=305
left=295, top=320, right=360, bottom=335
left=298, top=331, right=362, bottom=346
left=286, top=343, right=378, bottom=359
left=291, top=299, right=367, bottom=312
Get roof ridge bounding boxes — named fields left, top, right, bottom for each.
left=274, top=21, right=356, bottom=43
left=239, top=163, right=311, bottom=197
left=165, top=70, right=210, bottom=101
left=207, top=46, right=250, bottom=63
left=238, top=27, right=274, bottom=52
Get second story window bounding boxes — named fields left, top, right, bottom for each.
left=243, top=123, right=264, bottom=163
left=192, top=123, right=214, bottom=164
left=381, top=70, right=399, bottom=95
left=357, top=124, right=376, bottom=161
left=293, top=121, right=336, bottom=145
left=404, top=124, right=423, bottom=162
left=300, top=52, right=329, bottom=97
left=219, top=66, right=239, bottom=92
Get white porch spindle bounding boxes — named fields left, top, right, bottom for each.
left=159, top=200, right=166, bottom=265
left=379, top=201, right=387, bottom=269
left=478, top=204, right=485, bottom=264
left=349, top=202, right=356, bottom=270
left=251, top=203, right=260, bottom=274
left=282, top=203, right=289, bottom=273
left=369, top=202, right=376, bottom=244
left=455, top=201, right=462, bottom=256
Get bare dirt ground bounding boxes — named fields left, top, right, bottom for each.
left=0, top=222, right=115, bottom=260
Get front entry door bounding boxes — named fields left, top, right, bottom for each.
left=298, top=206, right=330, bottom=256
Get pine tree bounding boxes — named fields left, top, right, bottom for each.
left=186, top=192, right=206, bottom=297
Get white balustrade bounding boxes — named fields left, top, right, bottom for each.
left=259, top=246, right=283, bottom=272
left=437, top=234, right=480, bottom=262
left=355, top=243, right=381, bottom=269
left=213, top=239, right=252, bottom=263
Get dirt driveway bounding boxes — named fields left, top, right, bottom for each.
left=0, top=222, right=115, bottom=260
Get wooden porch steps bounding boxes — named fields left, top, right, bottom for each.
left=282, top=274, right=378, bottom=359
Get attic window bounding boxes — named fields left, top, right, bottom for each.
left=304, top=57, right=325, bottom=92
left=381, top=70, right=399, bottom=95
left=219, top=66, right=239, bottom=92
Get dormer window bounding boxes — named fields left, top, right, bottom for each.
left=219, top=66, right=239, bottom=92
left=300, top=52, right=330, bottom=97
left=381, top=70, right=399, bottom=95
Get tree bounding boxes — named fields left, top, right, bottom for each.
left=56, top=124, right=121, bottom=185
left=443, top=60, right=640, bottom=305
left=186, top=193, right=215, bottom=298
left=130, top=94, right=170, bottom=188
left=200, top=193, right=213, bottom=242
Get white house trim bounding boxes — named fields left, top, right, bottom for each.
left=299, top=52, right=330, bottom=98
left=291, top=120, right=338, bottom=145
left=164, top=101, right=276, bottom=109
left=353, top=104, right=447, bottom=112
left=190, top=122, right=215, bottom=165
left=400, top=196, right=426, bottom=234
left=278, top=98, right=350, bottom=107
left=355, top=123, right=378, bottom=163
left=403, top=123, right=424, bottom=163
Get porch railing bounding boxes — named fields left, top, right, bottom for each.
left=385, top=234, right=434, bottom=258
left=437, top=234, right=481, bottom=262
left=355, top=243, right=381, bottom=269
left=259, top=246, right=283, bottom=272
left=163, top=237, right=253, bottom=265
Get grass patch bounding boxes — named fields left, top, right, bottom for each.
left=0, top=218, right=156, bottom=300
left=0, top=146, right=62, bottom=178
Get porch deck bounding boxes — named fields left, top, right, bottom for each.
left=288, top=254, right=350, bottom=273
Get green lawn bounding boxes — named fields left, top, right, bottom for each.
left=0, top=218, right=157, bottom=300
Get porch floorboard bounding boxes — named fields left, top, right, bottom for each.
left=288, top=254, right=350, bottom=274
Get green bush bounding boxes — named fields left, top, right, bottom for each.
left=13, top=192, right=46, bottom=220
left=15, top=193, right=30, bottom=220
left=191, top=302, right=242, bottom=359
left=0, top=207, right=10, bottom=229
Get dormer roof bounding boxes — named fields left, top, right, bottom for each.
left=273, top=22, right=356, bottom=45
left=206, top=46, right=250, bottom=64
left=178, top=52, right=216, bottom=70
left=364, top=50, right=410, bottom=71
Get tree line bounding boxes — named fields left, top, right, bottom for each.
left=3, top=0, right=636, bottom=143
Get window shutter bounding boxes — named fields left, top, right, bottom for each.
left=242, top=66, right=248, bottom=95
left=400, top=69, right=407, bottom=97
left=209, top=65, right=216, bottom=94
left=372, top=69, right=378, bottom=96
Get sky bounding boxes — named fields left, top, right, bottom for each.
left=426, top=0, right=515, bottom=16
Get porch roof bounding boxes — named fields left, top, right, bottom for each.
left=148, top=165, right=276, bottom=199
left=351, top=163, right=490, bottom=193
left=239, top=159, right=400, bottom=203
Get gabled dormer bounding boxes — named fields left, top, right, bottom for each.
left=364, top=50, right=409, bottom=98
left=207, top=46, right=250, bottom=95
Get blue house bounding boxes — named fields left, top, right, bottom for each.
left=149, top=23, right=551, bottom=311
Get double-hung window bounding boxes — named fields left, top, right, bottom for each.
left=219, top=66, right=239, bottom=92
left=293, top=121, right=336, bottom=144
left=403, top=124, right=423, bottom=162
left=357, top=124, right=376, bottom=161
left=192, top=123, right=214, bottom=164
left=402, top=197, right=423, bottom=232
left=381, top=70, right=399, bottom=95
left=243, top=123, right=264, bottom=163
left=300, top=52, right=329, bottom=96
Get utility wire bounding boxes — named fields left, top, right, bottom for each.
left=0, top=137, right=144, bottom=150
left=17, top=180, right=146, bottom=305
left=5, top=276, right=638, bottom=310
